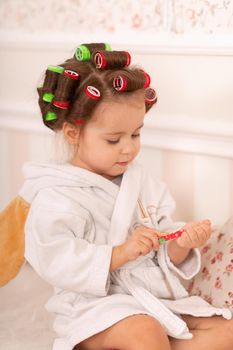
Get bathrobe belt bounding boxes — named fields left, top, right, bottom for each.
left=111, top=269, right=192, bottom=340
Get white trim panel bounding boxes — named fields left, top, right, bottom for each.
left=193, top=156, right=231, bottom=226
left=1, top=31, right=233, bottom=56
left=1, top=106, right=233, bottom=159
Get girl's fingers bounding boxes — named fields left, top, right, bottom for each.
left=140, top=230, right=161, bottom=249
left=181, top=221, right=211, bottom=247
left=142, top=227, right=168, bottom=238
left=196, top=223, right=209, bottom=241
left=185, top=226, right=204, bottom=246
left=138, top=240, right=152, bottom=255
left=193, top=223, right=205, bottom=236
left=139, top=236, right=154, bottom=250
left=200, top=222, right=212, bottom=241
left=138, top=225, right=166, bottom=236
left=134, top=222, right=212, bottom=250
left=178, top=230, right=193, bottom=248
left=194, top=220, right=211, bottom=240
left=201, top=219, right=211, bottom=226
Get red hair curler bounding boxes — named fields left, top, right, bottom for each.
left=94, top=52, right=107, bottom=70
left=145, top=87, right=157, bottom=103
left=74, top=119, right=85, bottom=125
left=53, top=100, right=70, bottom=109
left=64, top=70, right=80, bottom=80
left=113, top=76, right=128, bottom=92
left=85, top=86, right=101, bottom=100
left=125, top=52, right=131, bottom=66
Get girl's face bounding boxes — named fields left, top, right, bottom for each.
left=70, top=94, right=146, bottom=180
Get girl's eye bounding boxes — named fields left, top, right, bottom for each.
left=107, top=134, right=140, bottom=144
left=107, top=139, right=120, bottom=144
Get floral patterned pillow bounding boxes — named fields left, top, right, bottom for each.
left=186, top=217, right=233, bottom=310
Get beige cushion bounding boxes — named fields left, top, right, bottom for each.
left=0, top=196, right=29, bottom=287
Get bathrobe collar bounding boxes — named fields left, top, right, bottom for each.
left=19, top=160, right=141, bottom=205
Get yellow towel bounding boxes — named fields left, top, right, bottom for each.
left=0, top=196, right=29, bottom=287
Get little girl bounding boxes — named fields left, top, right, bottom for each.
left=19, top=43, right=233, bottom=350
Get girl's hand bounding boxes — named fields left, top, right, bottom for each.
left=176, top=219, right=212, bottom=249
left=121, top=225, right=163, bottom=261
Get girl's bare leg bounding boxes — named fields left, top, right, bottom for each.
left=170, top=315, right=233, bottom=350
left=75, top=314, right=171, bottom=350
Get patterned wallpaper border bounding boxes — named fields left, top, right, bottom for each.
left=0, top=0, right=233, bottom=36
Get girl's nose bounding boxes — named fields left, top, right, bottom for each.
left=120, top=140, right=136, bottom=155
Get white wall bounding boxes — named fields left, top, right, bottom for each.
left=0, top=0, right=233, bottom=226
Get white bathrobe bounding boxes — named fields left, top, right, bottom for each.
left=19, top=160, right=231, bottom=350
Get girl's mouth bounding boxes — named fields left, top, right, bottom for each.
left=116, top=161, right=129, bottom=166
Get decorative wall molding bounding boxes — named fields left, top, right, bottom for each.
left=1, top=31, right=233, bottom=56
left=1, top=103, right=232, bottom=159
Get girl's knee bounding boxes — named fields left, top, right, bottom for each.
left=78, top=314, right=170, bottom=350
left=124, top=315, right=170, bottom=349
left=225, top=319, right=233, bottom=341
left=226, top=318, right=233, bottom=329
left=128, top=314, right=164, bottom=333
left=216, top=319, right=233, bottom=350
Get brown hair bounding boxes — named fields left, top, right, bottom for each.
left=37, top=43, right=157, bottom=131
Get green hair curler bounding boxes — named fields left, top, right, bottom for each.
left=75, top=45, right=91, bottom=61
left=47, top=65, right=64, bottom=74
left=45, top=111, right=57, bottom=121
left=42, top=92, right=55, bottom=102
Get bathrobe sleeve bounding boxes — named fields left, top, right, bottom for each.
left=24, top=199, right=112, bottom=296
left=162, top=244, right=201, bottom=280
left=154, top=181, right=201, bottom=280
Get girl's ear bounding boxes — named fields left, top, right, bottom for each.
left=62, top=122, right=80, bottom=145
